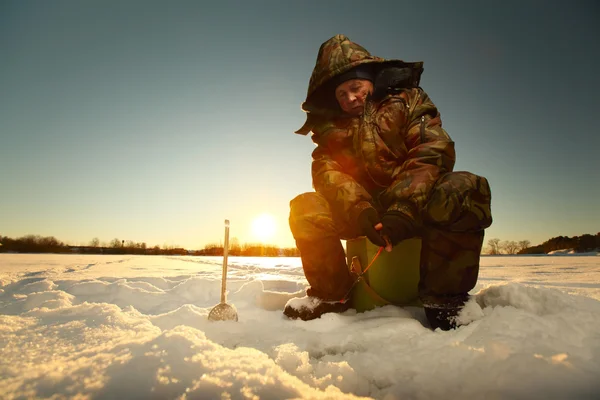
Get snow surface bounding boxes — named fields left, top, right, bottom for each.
left=1, top=253, right=599, bottom=399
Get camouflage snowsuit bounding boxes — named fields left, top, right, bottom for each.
left=291, top=35, right=492, bottom=309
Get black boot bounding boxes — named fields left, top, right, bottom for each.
left=424, top=306, right=461, bottom=330
left=283, top=296, right=351, bottom=321
left=422, top=294, right=469, bottom=331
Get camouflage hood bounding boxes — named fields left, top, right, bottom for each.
left=296, top=34, right=423, bottom=135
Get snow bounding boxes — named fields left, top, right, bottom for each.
left=548, top=248, right=576, bottom=255
left=285, top=295, right=329, bottom=311
left=1, top=254, right=599, bottom=399
left=547, top=249, right=600, bottom=256
left=546, top=249, right=599, bottom=256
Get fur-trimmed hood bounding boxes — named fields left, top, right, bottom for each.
left=296, top=34, right=423, bottom=135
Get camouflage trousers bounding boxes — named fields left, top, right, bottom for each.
left=289, top=171, right=492, bottom=305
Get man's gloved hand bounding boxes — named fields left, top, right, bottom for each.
left=357, top=207, right=386, bottom=247
left=380, top=211, right=415, bottom=248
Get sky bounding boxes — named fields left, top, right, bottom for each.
left=1, top=0, right=599, bottom=249
left=1, top=253, right=599, bottom=398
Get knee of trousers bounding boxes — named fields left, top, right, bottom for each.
left=423, top=171, right=492, bottom=232
left=289, top=192, right=338, bottom=242
left=418, top=229, right=484, bottom=300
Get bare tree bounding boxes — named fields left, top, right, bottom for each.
left=502, top=240, right=519, bottom=255
left=518, top=240, right=531, bottom=252
left=230, top=237, right=241, bottom=255
left=110, top=238, right=122, bottom=248
left=89, top=237, right=100, bottom=247
left=487, top=238, right=501, bottom=255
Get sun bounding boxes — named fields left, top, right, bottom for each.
left=251, top=213, right=277, bottom=242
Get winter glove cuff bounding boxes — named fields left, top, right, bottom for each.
left=380, top=211, right=417, bottom=246
left=386, top=202, right=419, bottom=224
left=350, top=201, right=375, bottom=223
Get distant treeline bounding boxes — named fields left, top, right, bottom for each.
left=4, top=232, right=597, bottom=258
left=486, top=233, right=600, bottom=255
left=0, top=234, right=300, bottom=257
left=519, top=233, right=599, bottom=254
left=197, top=242, right=299, bottom=257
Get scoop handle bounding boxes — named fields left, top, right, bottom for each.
left=221, top=219, right=230, bottom=303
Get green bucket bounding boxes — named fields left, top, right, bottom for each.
left=346, top=237, right=422, bottom=312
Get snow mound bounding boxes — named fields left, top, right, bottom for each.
left=0, top=254, right=599, bottom=399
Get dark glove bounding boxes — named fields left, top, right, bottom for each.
left=357, top=207, right=386, bottom=247
left=380, top=211, right=415, bottom=247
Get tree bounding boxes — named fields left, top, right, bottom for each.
left=149, top=245, right=160, bottom=255
left=110, top=238, right=122, bottom=248
left=518, top=240, right=531, bottom=252
left=577, top=234, right=596, bottom=252
left=502, top=240, right=519, bottom=255
left=487, top=238, right=501, bottom=255
left=89, top=237, right=100, bottom=247
left=230, top=237, right=241, bottom=256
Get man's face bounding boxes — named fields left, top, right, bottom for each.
left=334, top=79, right=374, bottom=116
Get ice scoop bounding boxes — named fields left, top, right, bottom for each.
left=208, top=219, right=238, bottom=322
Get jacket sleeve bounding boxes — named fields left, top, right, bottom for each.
left=380, top=89, right=456, bottom=226
left=311, top=140, right=374, bottom=228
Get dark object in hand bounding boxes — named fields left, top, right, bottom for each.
left=358, top=207, right=386, bottom=247
left=380, top=211, right=414, bottom=246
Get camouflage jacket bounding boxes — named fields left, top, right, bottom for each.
left=296, top=35, right=456, bottom=231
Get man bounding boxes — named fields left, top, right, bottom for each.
left=285, top=34, right=492, bottom=330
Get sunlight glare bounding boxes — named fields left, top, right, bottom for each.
left=251, top=213, right=277, bottom=242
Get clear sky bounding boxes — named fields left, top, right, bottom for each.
left=1, top=0, right=598, bottom=249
